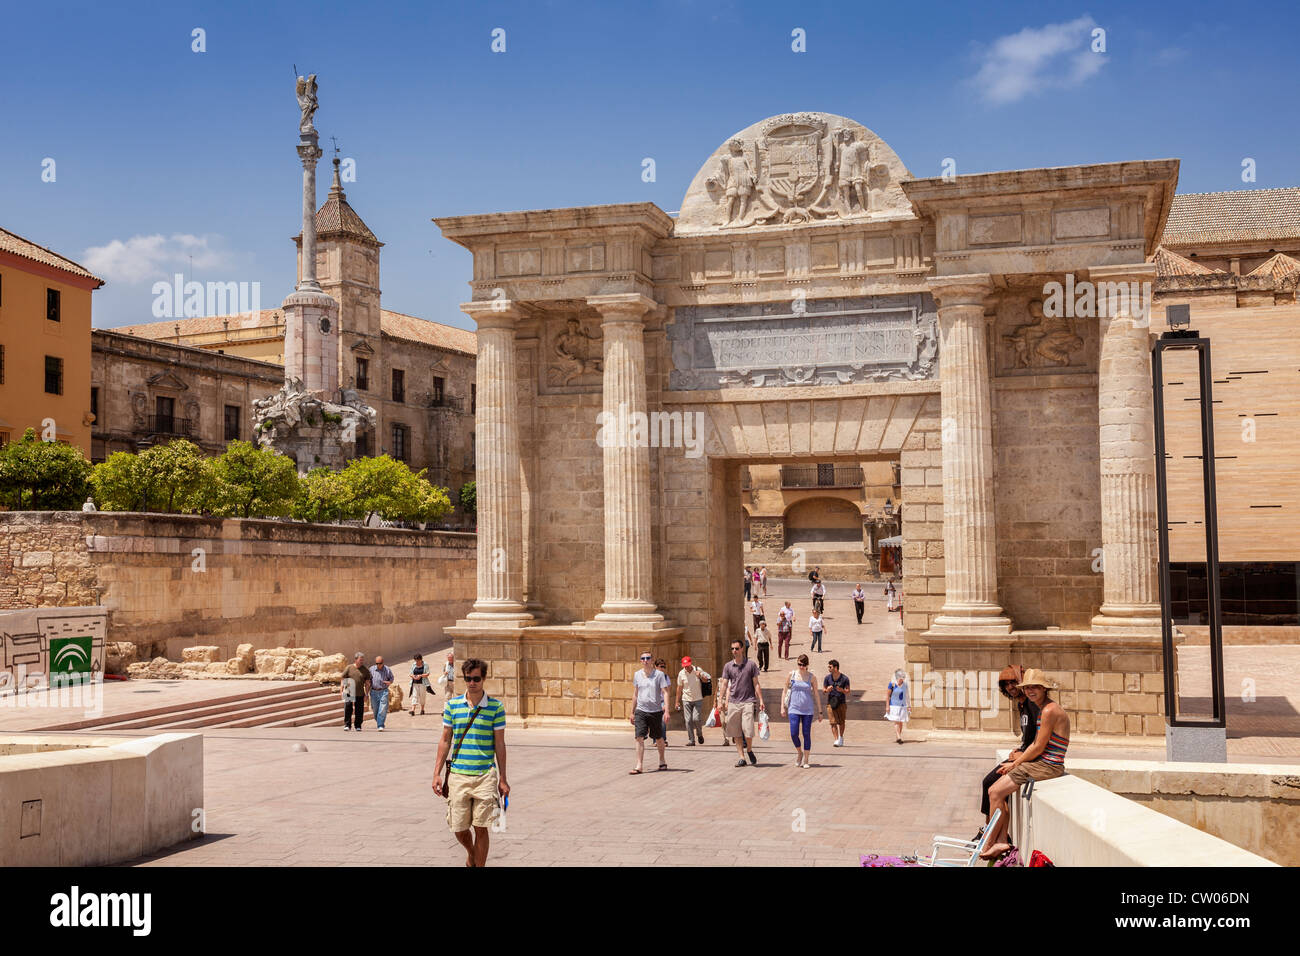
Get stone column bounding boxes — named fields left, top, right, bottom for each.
left=463, top=301, right=533, bottom=624
left=1090, top=264, right=1161, bottom=631
left=298, top=137, right=323, bottom=293
left=589, top=293, right=664, bottom=624
left=928, top=274, right=1012, bottom=634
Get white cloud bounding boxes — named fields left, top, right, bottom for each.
left=972, top=16, right=1107, bottom=105
left=82, top=233, right=228, bottom=284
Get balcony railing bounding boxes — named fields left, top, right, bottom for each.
left=781, top=464, right=864, bottom=489
left=140, top=415, right=194, bottom=438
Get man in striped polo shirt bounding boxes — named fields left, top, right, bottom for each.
left=433, top=657, right=509, bottom=867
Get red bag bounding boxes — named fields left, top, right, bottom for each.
left=1029, top=850, right=1055, bottom=867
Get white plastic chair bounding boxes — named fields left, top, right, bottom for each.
left=919, top=808, right=1002, bottom=867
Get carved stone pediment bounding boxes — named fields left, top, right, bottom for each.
left=677, top=112, right=914, bottom=234
left=146, top=372, right=188, bottom=391
left=667, top=293, right=938, bottom=390
left=349, top=338, right=376, bottom=354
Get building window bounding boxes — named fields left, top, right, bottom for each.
left=91, top=387, right=99, bottom=421
left=155, top=395, right=175, bottom=432
left=44, top=356, right=63, bottom=395
left=356, top=357, right=369, bottom=391
left=391, top=423, right=408, bottom=462
left=471, top=383, right=476, bottom=415
left=432, top=376, right=444, bottom=403
left=224, top=405, right=241, bottom=442
left=46, top=288, right=61, bottom=322
left=392, top=369, right=405, bottom=403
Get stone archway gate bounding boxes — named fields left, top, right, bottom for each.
left=438, top=112, right=1179, bottom=737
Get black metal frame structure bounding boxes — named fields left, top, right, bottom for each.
left=1151, top=331, right=1226, bottom=728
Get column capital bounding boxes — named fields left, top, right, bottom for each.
left=926, top=273, right=996, bottom=310
left=586, top=293, right=658, bottom=324
left=461, top=299, right=528, bottom=328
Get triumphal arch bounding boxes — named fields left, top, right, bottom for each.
left=439, top=112, right=1178, bottom=736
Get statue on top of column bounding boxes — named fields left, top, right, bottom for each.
left=296, top=73, right=319, bottom=134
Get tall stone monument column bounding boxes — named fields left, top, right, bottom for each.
left=1090, top=263, right=1161, bottom=632
left=463, top=301, right=533, bottom=624
left=927, top=274, right=1012, bottom=635
left=588, top=294, right=664, bottom=625
left=283, top=73, right=339, bottom=398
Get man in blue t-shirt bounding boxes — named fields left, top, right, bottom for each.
left=433, top=658, right=509, bottom=867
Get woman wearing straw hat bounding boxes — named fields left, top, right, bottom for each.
left=980, top=668, right=1071, bottom=860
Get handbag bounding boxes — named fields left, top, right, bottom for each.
left=699, top=674, right=713, bottom=697
left=440, top=702, right=484, bottom=800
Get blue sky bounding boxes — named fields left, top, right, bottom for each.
left=3, top=0, right=1297, bottom=331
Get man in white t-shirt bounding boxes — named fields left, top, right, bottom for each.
left=811, top=580, right=826, bottom=615
left=809, top=609, right=826, bottom=653
left=675, top=656, right=712, bottom=746
left=630, top=651, right=671, bottom=774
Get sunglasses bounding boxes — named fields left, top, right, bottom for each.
left=464, top=675, right=483, bottom=683
left=640, top=656, right=653, bottom=661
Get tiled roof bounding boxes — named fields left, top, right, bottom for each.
left=1246, top=252, right=1300, bottom=281
left=116, top=309, right=284, bottom=339
left=1153, top=246, right=1222, bottom=278
left=381, top=310, right=477, bottom=355
left=113, top=307, right=476, bottom=355
left=0, top=226, right=104, bottom=285
left=314, top=162, right=381, bottom=245
left=1162, top=187, right=1300, bottom=246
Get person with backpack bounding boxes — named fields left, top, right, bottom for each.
left=432, top=658, right=509, bottom=867
left=675, top=656, right=712, bottom=746
left=781, top=654, right=824, bottom=768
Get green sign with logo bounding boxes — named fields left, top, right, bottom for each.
left=50, top=636, right=93, bottom=676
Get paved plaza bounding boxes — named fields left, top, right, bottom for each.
left=3, top=578, right=1292, bottom=867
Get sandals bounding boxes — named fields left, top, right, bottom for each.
left=628, top=768, right=643, bottom=775
left=657, top=763, right=668, bottom=771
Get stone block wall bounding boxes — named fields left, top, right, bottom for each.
left=0, top=512, right=474, bottom=663
left=900, top=394, right=946, bottom=723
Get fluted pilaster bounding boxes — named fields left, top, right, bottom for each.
left=1091, top=264, right=1161, bottom=630
left=929, top=274, right=1011, bottom=634
left=589, top=294, right=663, bottom=624
left=464, top=301, right=532, bottom=623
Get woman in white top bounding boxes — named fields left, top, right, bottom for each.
left=750, top=597, right=765, bottom=632
left=885, top=581, right=899, bottom=612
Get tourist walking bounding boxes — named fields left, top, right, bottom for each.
left=811, top=579, right=826, bottom=614
left=852, top=583, right=865, bottom=624
left=759, top=566, right=768, bottom=597
left=781, top=654, right=823, bottom=768
left=440, top=651, right=456, bottom=710
left=409, top=653, right=431, bottom=716
left=656, top=658, right=672, bottom=746
left=675, top=656, right=711, bottom=746
left=369, top=656, right=395, bottom=731
left=744, top=566, right=752, bottom=601
left=750, top=595, right=765, bottom=632
left=885, top=668, right=909, bottom=743
left=341, top=652, right=370, bottom=731
left=754, top=618, right=772, bottom=672
left=808, top=608, right=826, bottom=653
left=777, top=601, right=795, bottom=659
left=629, top=652, right=671, bottom=773
left=719, top=638, right=766, bottom=767
left=824, top=660, right=850, bottom=747
left=433, top=658, right=508, bottom=867
left=981, top=669, right=1070, bottom=860
left=884, top=581, right=898, bottom=612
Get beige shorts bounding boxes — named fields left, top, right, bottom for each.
left=1007, top=760, right=1065, bottom=785
left=445, top=769, right=500, bottom=832
left=724, top=701, right=756, bottom=740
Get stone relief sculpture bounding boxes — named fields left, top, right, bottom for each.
left=688, top=113, right=908, bottom=231
left=548, top=318, right=603, bottom=385
left=295, top=73, right=319, bottom=133
left=1003, top=299, right=1085, bottom=369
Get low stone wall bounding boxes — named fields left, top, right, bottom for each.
left=0, top=732, right=202, bottom=865
left=0, top=512, right=475, bottom=663
left=1068, top=757, right=1300, bottom=866
left=1003, top=757, right=1274, bottom=866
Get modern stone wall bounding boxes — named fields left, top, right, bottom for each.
left=0, top=512, right=475, bottom=662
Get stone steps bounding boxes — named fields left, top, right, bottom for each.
left=39, top=682, right=341, bottom=732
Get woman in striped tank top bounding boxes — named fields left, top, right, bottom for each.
left=980, top=669, right=1071, bottom=860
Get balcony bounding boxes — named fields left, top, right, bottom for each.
left=780, top=464, right=864, bottom=490
left=139, top=415, right=194, bottom=438
left=424, top=393, right=465, bottom=412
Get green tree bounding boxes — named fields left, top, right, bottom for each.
left=338, top=455, right=452, bottom=524
left=459, top=480, right=476, bottom=518
left=207, top=441, right=299, bottom=518
left=292, top=467, right=357, bottom=523
left=0, top=428, right=93, bottom=510
left=93, top=441, right=212, bottom=513
left=91, top=451, right=151, bottom=511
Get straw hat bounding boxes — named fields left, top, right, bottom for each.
left=1019, top=668, right=1058, bottom=690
